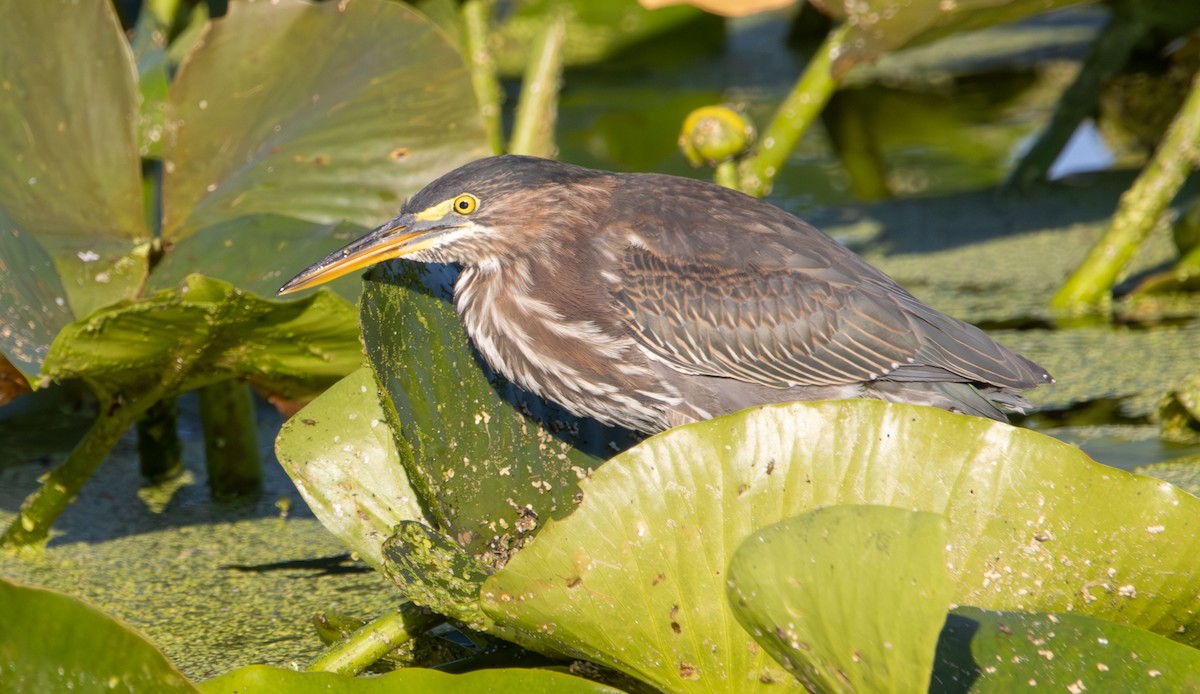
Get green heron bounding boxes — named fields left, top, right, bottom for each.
left=280, top=155, right=1051, bottom=433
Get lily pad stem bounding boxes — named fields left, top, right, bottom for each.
left=307, top=603, right=444, bottom=675
left=738, top=23, right=849, bottom=197
left=508, top=11, right=566, bottom=158
left=199, top=379, right=263, bottom=499
left=462, top=0, right=504, bottom=156
left=1051, top=69, right=1200, bottom=313
left=1, top=395, right=152, bottom=548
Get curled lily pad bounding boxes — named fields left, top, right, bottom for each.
left=359, top=262, right=631, bottom=561
left=44, top=275, right=360, bottom=403
left=727, top=506, right=954, bottom=692
left=276, top=367, right=430, bottom=570
left=481, top=401, right=1200, bottom=692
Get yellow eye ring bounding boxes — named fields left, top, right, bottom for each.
left=453, top=194, right=478, bottom=215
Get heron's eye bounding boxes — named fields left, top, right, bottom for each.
left=453, top=194, right=478, bottom=215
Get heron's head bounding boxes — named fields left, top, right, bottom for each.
left=278, top=155, right=604, bottom=295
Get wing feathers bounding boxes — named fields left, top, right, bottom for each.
left=614, top=247, right=1047, bottom=391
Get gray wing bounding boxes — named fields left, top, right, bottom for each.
left=612, top=246, right=1050, bottom=390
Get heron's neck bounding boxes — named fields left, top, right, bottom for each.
left=452, top=257, right=671, bottom=431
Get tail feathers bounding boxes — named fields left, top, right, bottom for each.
left=867, top=380, right=1031, bottom=422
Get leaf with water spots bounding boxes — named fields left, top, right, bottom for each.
left=0, top=1, right=151, bottom=379
left=934, top=607, right=1200, bottom=691
left=481, top=401, right=1200, bottom=692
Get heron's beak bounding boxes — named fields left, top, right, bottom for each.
left=278, top=213, right=458, bottom=295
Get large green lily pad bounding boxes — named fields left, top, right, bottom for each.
left=163, top=0, right=488, bottom=237
left=481, top=400, right=1200, bottom=692
left=1, top=0, right=488, bottom=383
left=728, top=506, right=954, bottom=692
left=0, top=578, right=198, bottom=694
left=0, top=0, right=151, bottom=377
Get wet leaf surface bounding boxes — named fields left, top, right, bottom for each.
left=381, top=521, right=495, bottom=630
left=0, top=578, right=198, bottom=694
left=150, top=215, right=366, bottom=303
left=482, top=401, right=1200, bottom=692
left=728, top=506, right=954, bottom=692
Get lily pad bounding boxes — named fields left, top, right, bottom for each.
left=481, top=401, right=1200, bottom=692
left=162, top=0, right=488, bottom=237
left=1, top=0, right=489, bottom=384
left=727, top=506, right=954, bottom=692
left=199, top=663, right=621, bottom=693
left=0, top=578, right=197, bottom=694
left=149, top=215, right=367, bottom=302
left=382, top=520, right=496, bottom=630
left=0, top=0, right=150, bottom=378
left=276, top=367, right=429, bottom=570
left=935, top=607, right=1200, bottom=691
left=359, top=261, right=632, bottom=560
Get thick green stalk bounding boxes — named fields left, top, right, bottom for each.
left=1, top=396, right=149, bottom=548
left=198, top=380, right=262, bottom=499
left=462, top=0, right=504, bottom=155
left=508, top=12, right=566, bottom=158
left=1051, top=70, right=1200, bottom=313
left=307, top=604, right=444, bottom=675
left=1008, top=1, right=1145, bottom=188
left=738, top=23, right=848, bottom=197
